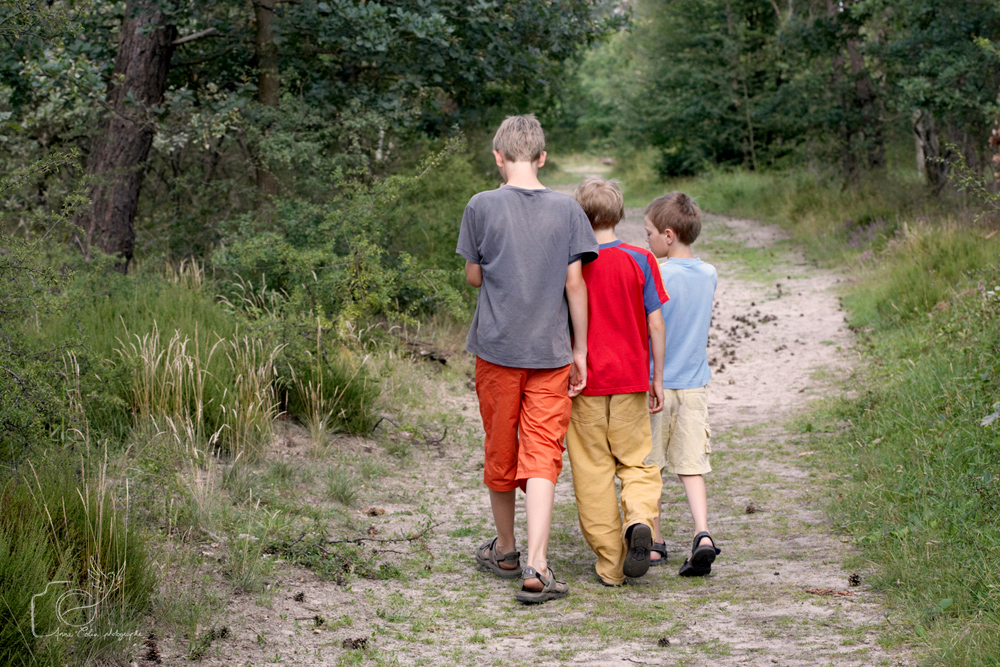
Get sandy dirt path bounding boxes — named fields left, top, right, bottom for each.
left=168, top=176, right=914, bottom=667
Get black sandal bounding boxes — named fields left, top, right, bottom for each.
left=678, top=531, right=720, bottom=577
left=623, top=523, right=652, bottom=578
left=649, top=540, right=668, bottom=566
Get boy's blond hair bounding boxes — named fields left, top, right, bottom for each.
left=493, top=114, right=545, bottom=162
left=574, top=177, right=624, bottom=230
left=645, top=192, right=701, bottom=245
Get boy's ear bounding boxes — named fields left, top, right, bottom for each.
left=493, top=149, right=505, bottom=169
left=536, top=150, right=547, bottom=169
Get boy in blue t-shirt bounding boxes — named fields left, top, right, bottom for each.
left=643, top=192, right=721, bottom=577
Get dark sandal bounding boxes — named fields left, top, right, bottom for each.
left=649, top=540, right=668, bottom=566
left=678, top=531, right=720, bottom=577
left=623, top=523, right=652, bottom=578
left=516, top=566, right=569, bottom=604
left=475, top=538, right=522, bottom=579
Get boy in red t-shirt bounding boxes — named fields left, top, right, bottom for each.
left=566, top=178, right=667, bottom=586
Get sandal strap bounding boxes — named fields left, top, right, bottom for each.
left=522, top=566, right=563, bottom=592
left=651, top=541, right=668, bottom=556
left=522, top=566, right=544, bottom=584
left=484, top=537, right=520, bottom=565
left=499, top=549, right=521, bottom=566
left=692, top=531, right=721, bottom=555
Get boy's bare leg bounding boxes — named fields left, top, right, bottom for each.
left=489, top=489, right=519, bottom=569
left=522, top=477, right=555, bottom=590
left=678, top=474, right=713, bottom=547
left=651, top=494, right=665, bottom=562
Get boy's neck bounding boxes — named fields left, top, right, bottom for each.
left=666, top=243, right=695, bottom=260
left=502, top=161, right=546, bottom=190
left=594, top=228, right=617, bottom=244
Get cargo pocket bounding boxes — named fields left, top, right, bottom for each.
left=704, top=424, right=712, bottom=454
left=570, top=395, right=606, bottom=426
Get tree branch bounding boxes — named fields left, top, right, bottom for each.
left=172, top=27, right=217, bottom=46
left=326, top=521, right=441, bottom=546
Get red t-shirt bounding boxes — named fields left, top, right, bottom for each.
left=582, top=240, right=669, bottom=396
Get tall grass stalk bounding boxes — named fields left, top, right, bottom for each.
left=116, top=321, right=283, bottom=461
left=115, top=321, right=223, bottom=449
left=292, top=321, right=334, bottom=452
left=216, top=273, right=286, bottom=321
left=225, top=498, right=278, bottom=594
left=22, top=448, right=154, bottom=663
left=218, top=336, right=283, bottom=462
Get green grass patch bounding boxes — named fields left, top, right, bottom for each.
left=701, top=165, right=1000, bottom=665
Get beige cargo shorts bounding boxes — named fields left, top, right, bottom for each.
left=647, top=386, right=711, bottom=475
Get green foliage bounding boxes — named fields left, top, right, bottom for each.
left=701, top=162, right=1000, bottom=664
left=0, top=480, right=72, bottom=667
left=829, top=252, right=1000, bottom=665
left=324, top=466, right=358, bottom=505
left=860, top=0, right=1000, bottom=158
left=0, top=151, right=87, bottom=459
left=642, top=165, right=931, bottom=261
left=629, top=0, right=782, bottom=173
left=844, top=228, right=1000, bottom=330
left=384, top=148, right=495, bottom=269
left=0, top=459, right=156, bottom=666
left=280, top=331, right=379, bottom=437
left=214, top=138, right=475, bottom=328
left=36, top=267, right=240, bottom=446
left=584, top=0, right=1000, bottom=187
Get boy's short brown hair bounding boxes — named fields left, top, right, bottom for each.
left=574, top=177, right=624, bottom=230
left=492, top=114, right=545, bottom=162
left=645, top=192, right=701, bottom=245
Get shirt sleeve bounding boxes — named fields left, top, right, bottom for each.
left=568, top=204, right=599, bottom=265
left=456, top=204, right=481, bottom=264
left=643, top=254, right=669, bottom=314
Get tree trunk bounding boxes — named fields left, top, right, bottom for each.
left=725, top=2, right=758, bottom=171
left=913, top=109, right=948, bottom=194
left=825, top=0, right=856, bottom=179
left=81, top=0, right=176, bottom=272
left=254, top=0, right=280, bottom=200
left=846, top=38, right=885, bottom=170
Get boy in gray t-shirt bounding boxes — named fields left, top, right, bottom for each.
left=457, top=115, right=597, bottom=604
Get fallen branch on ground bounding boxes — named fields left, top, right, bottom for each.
left=806, top=588, right=854, bottom=597
left=326, top=521, right=442, bottom=546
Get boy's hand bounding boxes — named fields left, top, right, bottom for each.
left=648, top=383, right=664, bottom=414
left=568, top=353, right=587, bottom=397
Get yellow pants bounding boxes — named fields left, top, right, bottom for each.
left=566, top=392, right=663, bottom=585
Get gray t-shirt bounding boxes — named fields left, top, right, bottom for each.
left=456, top=185, right=599, bottom=369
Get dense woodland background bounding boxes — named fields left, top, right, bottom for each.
left=2, top=1, right=1000, bottom=665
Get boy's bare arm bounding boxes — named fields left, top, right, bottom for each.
left=647, top=310, right=665, bottom=414
left=465, top=261, right=483, bottom=287
left=565, top=259, right=588, bottom=397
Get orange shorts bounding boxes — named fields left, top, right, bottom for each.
left=475, top=357, right=572, bottom=492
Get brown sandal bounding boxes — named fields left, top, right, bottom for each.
left=475, top=538, right=522, bottom=579
left=516, top=566, right=569, bottom=604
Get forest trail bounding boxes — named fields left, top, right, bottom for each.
left=173, top=169, right=914, bottom=666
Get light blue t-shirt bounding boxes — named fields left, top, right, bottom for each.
left=653, top=257, right=718, bottom=389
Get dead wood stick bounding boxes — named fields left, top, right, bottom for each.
left=326, top=521, right=442, bottom=546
